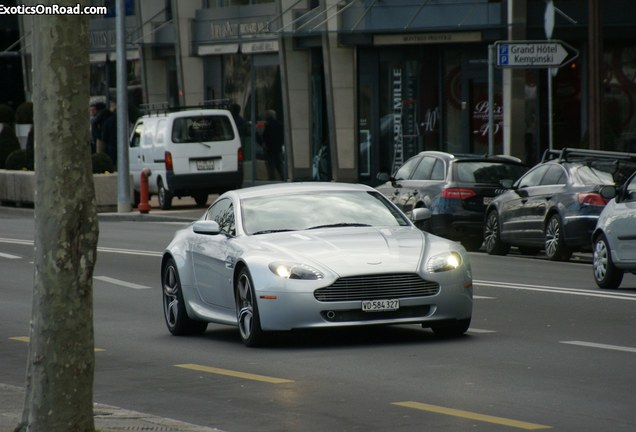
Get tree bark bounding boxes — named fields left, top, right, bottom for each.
left=17, top=1, right=99, bottom=431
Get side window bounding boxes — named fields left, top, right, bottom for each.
left=142, top=122, right=154, bottom=148
left=130, top=122, right=142, bottom=148
left=411, top=156, right=437, bottom=180
left=517, top=165, right=550, bottom=188
left=540, top=165, right=567, bottom=185
left=394, top=156, right=421, bottom=180
left=205, top=198, right=236, bottom=236
left=626, top=175, right=636, bottom=202
left=155, top=119, right=166, bottom=144
left=430, top=159, right=445, bottom=180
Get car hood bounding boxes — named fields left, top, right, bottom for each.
left=254, top=226, right=425, bottom=276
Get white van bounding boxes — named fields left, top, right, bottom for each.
left=129, top=108, right=243, bottom=210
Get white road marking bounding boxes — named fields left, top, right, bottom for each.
left=0, top=252, right=21, bottom=259
left=0, top=238, right=161, bottom=257
left=561, top=340, right=636, bottom=354
left=474, top=279, right=636, bottom=301
left=94, top=276, right=151, bottom=290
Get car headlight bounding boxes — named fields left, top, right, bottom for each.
left=426, top=251, right=462, bottom=273
left=268, top=262, right=324, bottom=280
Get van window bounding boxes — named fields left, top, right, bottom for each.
left=130, top=122, right=142, bottom=148
left=142, top=122, right=154, bottom=148
left=155, top=119, right=166, bottom=144
left=172, top=116, right=235, bottom=143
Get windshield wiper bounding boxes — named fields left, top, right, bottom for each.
left=307, top=223, right=371, bottom=230
left=252, top=229, right=295, bottom=235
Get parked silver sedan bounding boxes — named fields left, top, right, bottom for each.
left=161, top=182, right=473, bottom=346
left=592, top=172, right=636, bottom=289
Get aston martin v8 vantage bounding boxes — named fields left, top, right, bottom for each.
left=161, top=182, right=473, bottom=346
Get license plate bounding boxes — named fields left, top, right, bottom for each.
left=196, top=159, right=215, bottom=170
left=362, top=299, right=399, bottom=312
left=483, top=197, right=493, bottom=205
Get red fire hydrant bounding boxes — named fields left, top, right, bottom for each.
left=138, top=167, right=152, bottom=214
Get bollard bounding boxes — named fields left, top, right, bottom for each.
left=138, top=167, right=152, bottom=214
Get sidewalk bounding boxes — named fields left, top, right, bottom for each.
left=0, top=383, right=225, bottom=432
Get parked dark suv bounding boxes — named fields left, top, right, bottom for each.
left=484, top=148, right=636, bottom=261
left=376, top=151, right=528, bottom=251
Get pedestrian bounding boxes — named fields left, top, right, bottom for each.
left=91, top=101, right=110, bottom=154
left=230, top=103, right=249, bottom=138
left=101, top=100, right=117, bottom=167
left=261, top=109, right=284, bottom=180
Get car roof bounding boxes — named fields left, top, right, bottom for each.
left=222, top=182, right=375, bottom=200
left=412, top=150, right=524, bottom=164
left=138, top=109, right=231, bottom=120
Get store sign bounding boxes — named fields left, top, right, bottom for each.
left=90, top=29, right=136, bottom=50
left=211, top=20, right=271, bottom=40
left=374, top=31, right=481, bottom=46
left=241, top=40, right=279, bottom=54
left=392, top=68, right=404, bottom=173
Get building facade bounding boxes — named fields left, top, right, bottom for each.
left=14, top=0, right=636, bottom=185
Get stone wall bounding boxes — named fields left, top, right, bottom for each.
left=0, top=170, right=121, bottom=212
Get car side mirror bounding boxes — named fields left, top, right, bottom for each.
left=411, top=207, right=431, bottom=223
left=193, top=220, right=221, bottom=235
left=515, top=187, right=529, bottom=198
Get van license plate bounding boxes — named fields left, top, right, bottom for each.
left=362, top=299, right=399, bottom=312
left=196, top=159, right=215, bottom=170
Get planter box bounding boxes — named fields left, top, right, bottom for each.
left=0, top=170, right=123, bottom=212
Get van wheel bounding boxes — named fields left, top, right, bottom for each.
left=132, top=190, right=140, bottom=208
left=193, top=193, right=208, bottom=207
left=158, top=180, right=173, bottom=210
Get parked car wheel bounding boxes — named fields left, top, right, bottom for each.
left=593, top=234, right=624, bottom=289
left=158, top=179, right=173, bottom=210
left=544, top=215, right=572, bottom=261
left=162, top=259, right=208, bottom=336
left=236, top=267, right=266, bottom=347
left=484, top=211, right=510, bottom=256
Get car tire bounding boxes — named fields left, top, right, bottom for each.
left=484, top=211, right=510, bottom=256
left=544, top=215, right=572, bottom=261
left=162, top=258, right=208, bottom=336
left=132, top=190, right=140, bottom=208
left=430, top=318, right=471, bottom=338
left=158, top=179, right=173, bottom=210
left=593, top=234, right=624, bottom=289
left=236, top=267, right=267, bottom=347
left=193, top=192, right=208, bottom=207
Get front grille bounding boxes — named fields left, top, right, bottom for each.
left=314, top=273, right=440, bottom=302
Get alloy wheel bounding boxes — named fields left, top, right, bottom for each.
left=237, top=273, right=254, bottom=341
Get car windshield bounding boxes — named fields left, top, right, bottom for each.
left=454, top=161, right=527, bottom=185
left=570, top=161, right=636, bottom=186
left=241, top=191, right=410, bottom=235
left=171, top=115, right=235, bottom=143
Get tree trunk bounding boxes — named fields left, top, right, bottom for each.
left=17, top=2, right=98, bottom=431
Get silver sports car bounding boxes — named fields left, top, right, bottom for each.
left=161, top=182, right=473, bottom=347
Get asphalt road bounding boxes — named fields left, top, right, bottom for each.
left=2, top=206, right=636, bottom=431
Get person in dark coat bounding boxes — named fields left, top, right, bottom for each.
left=262, top=109, right=284, bottom=180
left=101, top=100, right=117, bottom=168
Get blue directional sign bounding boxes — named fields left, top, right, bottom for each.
left=495, top=40, right=578, bottom=69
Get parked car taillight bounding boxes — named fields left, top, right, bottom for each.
left=577, top=192, right=607, bottom=206
left=165, top=151, right=173, bottom=172
left=441, top=188, right=477, bottom=200
left=238, top=147, right=243, bottom=162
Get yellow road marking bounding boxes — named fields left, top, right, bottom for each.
left=393, top=401, right=551, bottom=430
left=10, top=337, right=105, bottom=352
left=175, top=363, right=294, bottom=384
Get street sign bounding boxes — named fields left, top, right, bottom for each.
left=495, top=40, right=579, bottom=69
